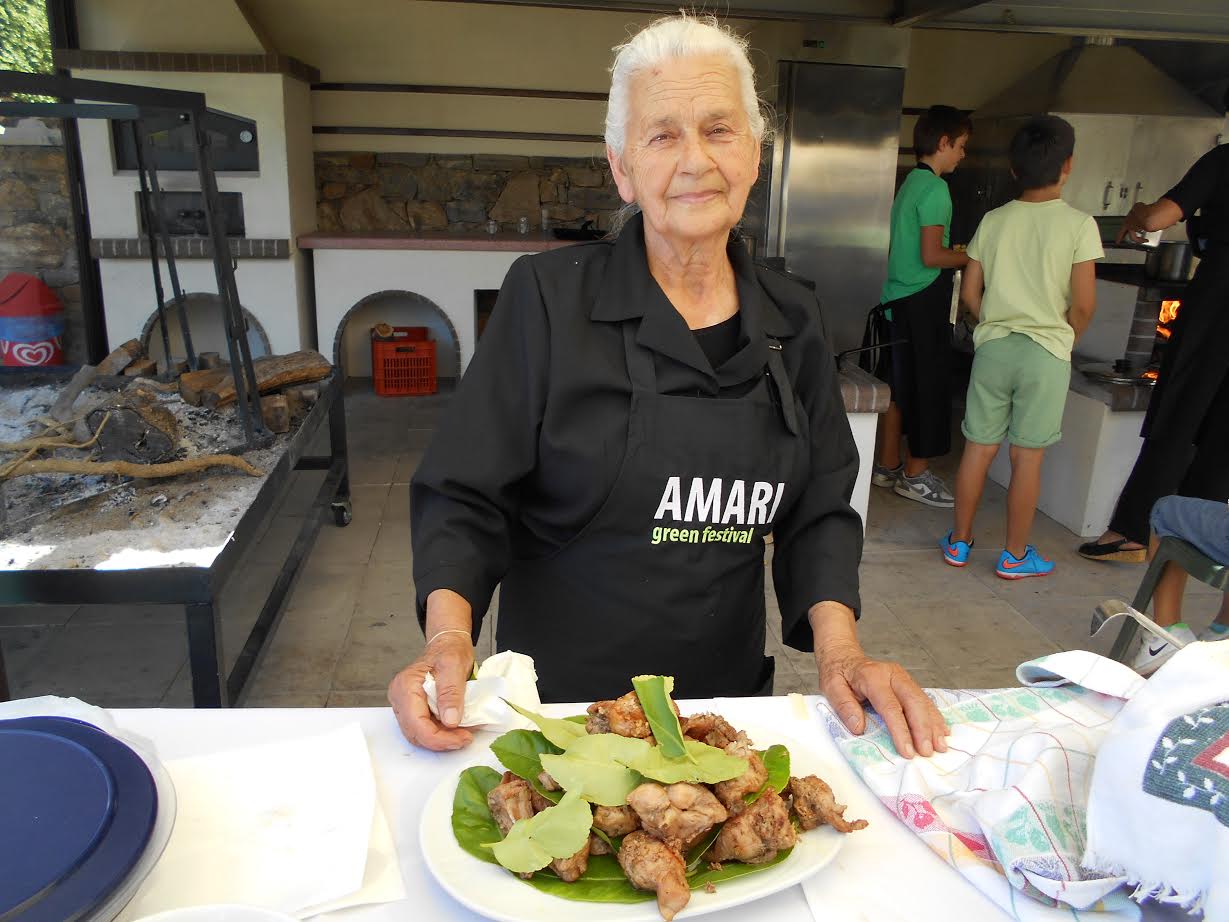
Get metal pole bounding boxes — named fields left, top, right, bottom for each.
left=46, top=0, right=109, bottom=363
left=189, top=111, right=265, bottom=443
left=131, top=120, right=174, bottom=371
left=138, top=124, right=198, bottom=370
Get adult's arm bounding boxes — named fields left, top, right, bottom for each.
left=409, top=255, right=550, bottom=629
left=1119, top=146, right=1227, bottom=242
left=810, top=601, right=948, bottom=759
left=770, top=298, right=948, bottom=759
left=770, top=300, right=863, bottom=650
left=389, top=256, right=550, bottom=750
left=1117, top=199, right=1184, bottom=243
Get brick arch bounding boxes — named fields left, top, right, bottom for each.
left=332, top=289, right=461, bottom=379
left=139, top=292, right=271, bottom=362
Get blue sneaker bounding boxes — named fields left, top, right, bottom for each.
left=940, top=531, right=972, bottom=567
left=996, top=545, right=1054, bottom=580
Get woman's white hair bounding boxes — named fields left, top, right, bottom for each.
left=604, top=12, right=766, bottom=157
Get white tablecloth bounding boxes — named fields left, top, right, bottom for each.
left=110, top=696, right=1190, bottom=922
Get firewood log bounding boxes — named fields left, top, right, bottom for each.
left=96, top=339, right=144, bottom=376
left=124, top=357, right=158, bottom=377
left=178, top=367, right=232, bottom=406
left=260, top=395, right=291, bottom=434
left=197, top=351, right=227, bottom=369
left=281, top=384, right=320, bottom=420
left=200, top=351, right=332, bottom=409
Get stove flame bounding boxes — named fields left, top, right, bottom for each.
left=1156, top=299, right=1181, bottom=341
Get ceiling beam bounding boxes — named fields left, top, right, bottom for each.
left=912, top=18, right=1229, bottom=45
left=233, top=0, right=278, bottom=54
left=412, top=0, right=883, bottom=25
left=891, top=0, right=985, bottom=28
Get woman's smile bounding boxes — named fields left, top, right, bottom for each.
left=672, top=190, right=722, bottom=205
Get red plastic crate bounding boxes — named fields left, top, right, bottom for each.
left=372, top=326, right=437, bottom=396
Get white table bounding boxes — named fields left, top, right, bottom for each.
left=112, top=697, right=1189, bottom=922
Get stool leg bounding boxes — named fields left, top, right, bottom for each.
left=1108, top=544, right=1172, bottom=663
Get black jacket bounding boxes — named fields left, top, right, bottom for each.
left=411, top=215, right=863, bottom=653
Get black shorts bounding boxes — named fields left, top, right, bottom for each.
left=883, top=272, right=954, bottom=460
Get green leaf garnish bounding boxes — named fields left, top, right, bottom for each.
left=540, top=751, right=643, bottom=807
left=688, top=846, right=794, bottom=887
left=523, top=855, right=647, bottom=902
left=491, top=729, right=565, bottom=803
left=488, top=790, right=594, bottom=874
left=505, top=700, right=589, bottom=749
left=591, top=827, right=620, bottom=854
left=685, top=825, right=723, bottom=873
left=631, top=675, right=690, bottom=761
left=491, top=730, right=560, bottom=776
left=746, top=745, right=790, bottom=805
left=451, top=766, right=504, bottom=865
left=627, top=739, right=747, bottom=784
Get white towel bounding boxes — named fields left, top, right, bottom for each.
left=422, top=650, right=541, bottom=730
left=822, top=649, right=1140, bottom=921
left=1083, top=641, right=1229, bottom=918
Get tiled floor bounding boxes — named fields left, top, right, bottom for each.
left=3, top=380, right=1222, bottom=708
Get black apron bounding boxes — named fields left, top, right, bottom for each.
left=498, top=321, right=807, bottom=703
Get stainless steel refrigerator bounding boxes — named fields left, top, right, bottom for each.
left=761, top=61, right=906, bottom=354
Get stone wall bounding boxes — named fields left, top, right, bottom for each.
left=0, top=119, right=85, bottom=365
left=315, top=152, right=624, bottom=234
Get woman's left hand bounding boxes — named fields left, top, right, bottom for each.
left=818, top=643, right=949, bottom=759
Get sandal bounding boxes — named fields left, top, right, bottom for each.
left=1077, top=537, right=1146, bottom=563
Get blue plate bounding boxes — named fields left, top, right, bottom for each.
left=0, top=717, right=157, bottom=922
left=0, top=728, right=117, bottom=916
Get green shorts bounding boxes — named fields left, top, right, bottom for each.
left=962, top=332, right=1070, bottom=448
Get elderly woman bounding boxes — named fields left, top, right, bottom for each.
left=389, top=15, right=946, bottom=760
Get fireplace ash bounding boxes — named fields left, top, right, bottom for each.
left=0, top=377, right=294, bottom=566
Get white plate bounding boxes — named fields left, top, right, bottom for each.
left=420, top=725, right=846, bottom=921
left=130, top=906, right=296, bottom=922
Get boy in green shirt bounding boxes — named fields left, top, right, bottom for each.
left=941, top=115, right=1103, bottom=578
left=873, top=105, right=971, bottom=508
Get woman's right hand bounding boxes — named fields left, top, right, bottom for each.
left=387, top=630, right=475, bottom=751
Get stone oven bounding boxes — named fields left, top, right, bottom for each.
left=59, top=51, right=319, bottom=360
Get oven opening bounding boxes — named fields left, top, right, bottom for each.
left=475, top=289, right=499, bottom=343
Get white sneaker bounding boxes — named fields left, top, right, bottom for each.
left=893, top=469, right=955, bottom=508
left=1131, top=623, right=1198, bottom=676
left=1197, top=624, right=1229, bottom=643
left=871, top=463, right=902, bottom=488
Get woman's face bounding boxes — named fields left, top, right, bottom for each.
left=609, top=54, right=760, bottom=246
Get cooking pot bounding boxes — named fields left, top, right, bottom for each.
left=1145, top=241, right=1192, bottom=281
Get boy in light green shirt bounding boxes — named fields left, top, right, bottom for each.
left=941, top=115, right=1103, bottom=579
